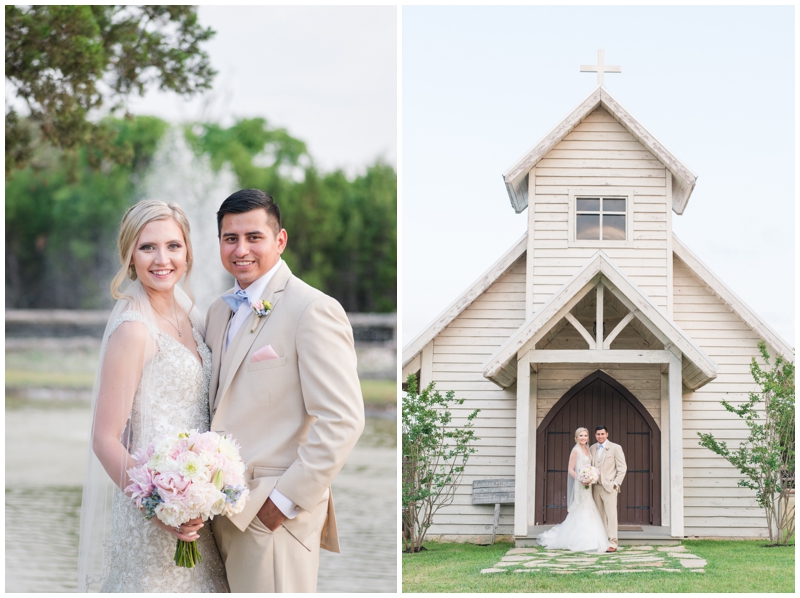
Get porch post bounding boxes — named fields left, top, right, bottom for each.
left=514, top=350, right=531, bottom=536
left=668, top=350, right=684, bottom=537
left=527, top=368, right=538, bottom=529
left=660, top=370, right=670, bottom=526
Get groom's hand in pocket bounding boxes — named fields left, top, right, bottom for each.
left=256, top=497, right=286, bottom=531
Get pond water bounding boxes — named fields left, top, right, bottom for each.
left=5, top=402, right=396, bottom=593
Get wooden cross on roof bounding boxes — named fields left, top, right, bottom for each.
left=580, top=49, right=621, bottom=85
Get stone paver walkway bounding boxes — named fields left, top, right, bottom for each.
left=481, top=545, right=707, bottom=575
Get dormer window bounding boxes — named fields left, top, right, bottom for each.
left=568, top=188, right=633, bottom=247
left=576, top=197, right=626, bottom=240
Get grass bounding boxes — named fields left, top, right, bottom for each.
left=5, top=347, right=99, bottom=386
left=6, top=347, right=397, bottom=407
left=402, top=540, right=795, bottom=593
left=5, top=370, right=96, bottom=388
left=360, top=378, right=397, bottom=405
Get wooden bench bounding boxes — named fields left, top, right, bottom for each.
left=472, top=479, right=515, bottom=544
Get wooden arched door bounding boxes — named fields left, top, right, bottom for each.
left=534, top=370, right=661, bottom=526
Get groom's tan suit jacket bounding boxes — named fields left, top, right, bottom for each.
left=589, top=440, right=627, bottom=493
left=206, top=261, right=364, bottom=554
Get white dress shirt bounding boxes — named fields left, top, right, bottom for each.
left=225, top=258, right=283, bottom=350
left=224, top=258, right=300, bottom=519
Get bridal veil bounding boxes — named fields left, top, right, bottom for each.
left=566, top=444, right=579, bottom=512
left=76, top=280, right=204, bottom=591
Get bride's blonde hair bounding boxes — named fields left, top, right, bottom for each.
left=110, top=200, right=194, bottom=302
left=574, top=427, right=589, bottom=443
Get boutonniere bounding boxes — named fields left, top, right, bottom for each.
left=250, top=300, right=273, bottom=332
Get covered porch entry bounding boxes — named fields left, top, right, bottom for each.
left=535, top=370, right=661, bottom=528
left=480, top=253, right=718, bottom=544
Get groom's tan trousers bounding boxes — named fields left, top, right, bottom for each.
left=592, top=484, right=619, bottom=549
left=212, top=494, right=329, bottom=593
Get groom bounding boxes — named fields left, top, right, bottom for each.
left=590, top=425, right=627, bottom=552
left=206, top=189, right=365, bottom=592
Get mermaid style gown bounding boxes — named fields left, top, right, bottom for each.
left=93, top=311, right=230, bottom=592
left=536, top=448, right=609, bottom=553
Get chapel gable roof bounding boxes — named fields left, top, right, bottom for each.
left=672, top=234, right=794, bottom=360
left=402, top=233, right=527, bottom=367
left=502, top=86, right=697, bottom=216
left=482, top=251, right=718, bottom=390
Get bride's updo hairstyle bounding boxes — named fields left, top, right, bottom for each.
left=574, top=427, right=589, bottom=443
left=110, top=199, right=195, bottom=301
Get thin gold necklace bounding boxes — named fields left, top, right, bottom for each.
left=153, top=301, right=183, bottom=337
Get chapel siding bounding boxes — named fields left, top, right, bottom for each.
left=672, top=256, right=768, bottom=538
left=532, top=107, right=669, bottom=312
left=426, top=257, right=526, bottom=537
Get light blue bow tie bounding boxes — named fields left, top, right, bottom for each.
left=222, top=290, right=250, bottom=312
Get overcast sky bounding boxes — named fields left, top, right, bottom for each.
left=128, top=5, right=397, bottom=175
left=402, top=5, right=795, bottom=348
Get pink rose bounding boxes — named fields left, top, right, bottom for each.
left=168, top=439, right=189, bottom=461
left=131, top=445, right=154, bottom=466
left=153, top=470, right=190, bottom=500
left=189, top=432, right=219, bottom=455
left=125, top=466, right=155, bottom=507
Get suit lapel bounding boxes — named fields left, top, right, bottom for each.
left=213, top=263, right=292, bottom=412
left=208, top=295, right=234, bottom=416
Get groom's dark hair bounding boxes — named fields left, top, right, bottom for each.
left=595, top=425, right=608, bottom=433
left=217, top=189, right=282, bottom=235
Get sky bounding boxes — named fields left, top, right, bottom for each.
left=401, top=5, right=795, bottom=349
left=127, top=5, right=397, bottom=175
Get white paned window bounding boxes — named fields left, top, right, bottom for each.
left=576, top=197, right=626, bottom=241
left=568, top=188, right=633, bottom=247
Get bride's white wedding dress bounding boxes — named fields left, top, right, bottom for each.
left=536, top=446, right=609, bottom=553
left=94, top=311, right=229, bottom=592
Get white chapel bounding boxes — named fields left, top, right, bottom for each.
left=402, top=55, right=793, bottom=543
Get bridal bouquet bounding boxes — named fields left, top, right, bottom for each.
left=577, top=465, right=600, bottom=489
left=125, top=430, right=250, bottom=568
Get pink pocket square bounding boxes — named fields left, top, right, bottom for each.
left=252, top=344, right=280, bottom=362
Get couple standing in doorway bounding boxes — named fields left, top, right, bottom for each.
left=537, top=426, right=628, bottom=553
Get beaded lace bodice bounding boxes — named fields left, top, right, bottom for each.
left=572, top=449, right=594, bottom=507
left=95, top=311, right=229, bottom=593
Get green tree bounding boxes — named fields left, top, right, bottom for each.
left=188, top=118, right=397, bottom=312
left=402, top=375, right=479, bottom=553
left=697, top=341, right=795, bottom=545
left=6, top=116, right=396, bottom=312
left=5, top=116, right=169, bottom=307
left=5, top=5, right=215, bottom=176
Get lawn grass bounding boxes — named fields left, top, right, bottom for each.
left=360, top=378, right=397, bottom=405
left=6, top=346, right=98, bottom=390
left=6, top=347, right=396, bottom=407
left=5, top=370, right=96, bottom=388
left=402, top=540, right=795, bottom=593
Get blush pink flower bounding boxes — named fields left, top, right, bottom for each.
left=131, top=445, right=154, bottom=466
left=125, top=466, right=155, bottom=507
left=153, top=470, right=191, bottom=500
left=189, top=432, right=218, bottom=455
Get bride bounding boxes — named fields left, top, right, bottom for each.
left=77, top=200, right=229, bottom=592
left=537, top=427, right=609, bottom=553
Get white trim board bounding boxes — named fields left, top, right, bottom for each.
left=502, top=85, right=697, bottom=215
left=672, top=233, right=794, bottom=360
left=482, top=250, right=718, bottom=390
left=401, top=233, right=527, bottom=367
